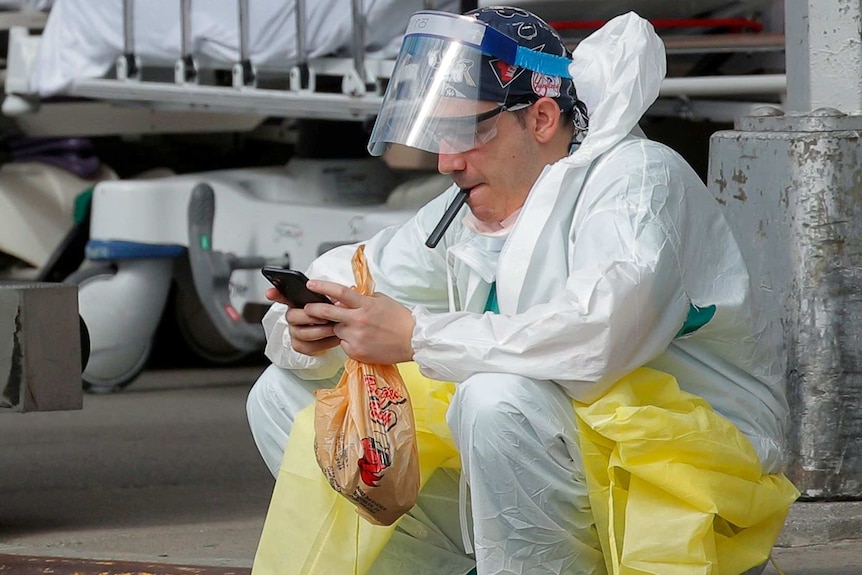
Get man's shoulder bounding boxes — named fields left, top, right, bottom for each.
left=587, top=135, right=701, bottom=184
left=600, top=135, right=689, bottom=166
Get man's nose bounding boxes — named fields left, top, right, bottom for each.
left=437, top=147, right=467, bottom=175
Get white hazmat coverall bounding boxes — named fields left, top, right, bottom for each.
left=247, top=12, right=789, bottom=575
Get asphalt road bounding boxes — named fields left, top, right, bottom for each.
left=1, top=365, right=860, bottom=574
left=0, top=366, right=273, bottom=569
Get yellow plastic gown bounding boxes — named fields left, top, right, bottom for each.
left=251, top=365, right=798, bottom=575
left=574, top=368, right=799, bottom=575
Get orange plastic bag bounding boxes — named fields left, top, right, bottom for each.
left=313, top=245, right=420, bottom=526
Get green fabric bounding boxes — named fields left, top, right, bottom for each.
left=676, top=303, right=716, bottom=338
left=484, top=282, right=499, bottom=314
left=73, top=187, right=95, bottom=224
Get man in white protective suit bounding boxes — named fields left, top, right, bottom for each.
left=247, top=6, right=790, bottom=575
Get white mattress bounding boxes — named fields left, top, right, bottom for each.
left=30, top=0, right=458, bottom=96
left=28, top=0, right=754, bottom=98
left=479, top=0, right=750, bottom=22
left=0, top=0, right=52, bottom=9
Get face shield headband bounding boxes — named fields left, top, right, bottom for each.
left=367, top=10, right=574, bottom=157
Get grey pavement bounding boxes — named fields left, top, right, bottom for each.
left=766, top=502, right=862, bottom=575
left=0, top=365, right=860, bottom=574
left=0, top=366, right=272, bottom=569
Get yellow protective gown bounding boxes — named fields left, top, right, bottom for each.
left=574, top=368, right=799, bottom=575
left=251, top=364, right=798, bottom=575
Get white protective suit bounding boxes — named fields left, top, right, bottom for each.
left=247, top=12, right=789, bottom=575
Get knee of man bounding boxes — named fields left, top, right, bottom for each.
left=246, top=365, right=277, bottom=432
left=245, top=363, right=299, bottom=432
left=447, top=372, right=536, bottom=437
left=246, top=365, right=275, bottom=414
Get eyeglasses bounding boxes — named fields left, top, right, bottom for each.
left=430, top=99, right=536, bottom=152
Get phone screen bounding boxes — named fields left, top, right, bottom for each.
left=261, top=267, right=331, bottom=308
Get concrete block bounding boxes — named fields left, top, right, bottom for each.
left=1, top=282, right=82, bottom=412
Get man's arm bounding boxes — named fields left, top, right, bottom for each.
left=411, top=143, right=695, bottom=401
left=262, top=185, right=459, bottom=375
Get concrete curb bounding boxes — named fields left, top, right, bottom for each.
left=777, top=501, right=862, bottom=547
left=0, top=554, right=250, bottom=575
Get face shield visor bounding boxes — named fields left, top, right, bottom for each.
left=367, top=11, right=573, bottom=156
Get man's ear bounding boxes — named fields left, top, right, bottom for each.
left=531, top=97, right=562, bottom=144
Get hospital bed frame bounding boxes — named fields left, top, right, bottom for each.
left=1, top=0, right=785, bottom=134
left=1, top=0, right=412, bottom=136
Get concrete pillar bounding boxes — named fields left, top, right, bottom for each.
left=708, top=109, right=862, bottom=498
left=785, top=0, right=862, bottom=113
left=704, top=0, right=862, bottom=500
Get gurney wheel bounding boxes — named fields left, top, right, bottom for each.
left=70, top=263, right=152, bottom=393
left=67, top=259, right=171, bottom=393
left=172, top=282, right=250, bottom=365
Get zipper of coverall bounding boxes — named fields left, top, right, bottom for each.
left=444, top=244, right=476, bottom=556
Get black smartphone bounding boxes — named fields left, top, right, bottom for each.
left=261, top=267, right=332, bottom=308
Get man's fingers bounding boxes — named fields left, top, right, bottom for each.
left=286, top=305, right=332, bottom=326
left=265, top=287, right=290, bottom=305
left=291, top=335, right=340, bottom=356
left=290, top=322, right=336, bottom=342
left=307, top=280, right=363, bottom=307
left=303, top=301, right=354, bottom=324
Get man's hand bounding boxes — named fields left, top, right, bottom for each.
left=265, top=287, right=340, bottom=356
left=299, top=280, right=416, bottom=365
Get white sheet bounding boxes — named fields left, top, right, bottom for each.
left=0, top=0, right=52, bottom=9
left=479, top=0, right=748, bottom=22
left=30, top=0, right=459, bottom=96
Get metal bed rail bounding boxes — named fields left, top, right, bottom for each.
left=3, top=0, right=392, bottom=129
left=1, top=1, right=787, bottom=133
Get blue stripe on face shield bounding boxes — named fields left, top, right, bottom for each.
left=478, top=23, right=573, bottom=79
left=514, top=46, right=572, bottom=78
left=404, top=11, right=573, bottom=80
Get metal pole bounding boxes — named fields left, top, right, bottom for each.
left=118, top=0, right=139, bottom=80
left=660, top=74, right=786, bottom=98
left=295, top=0, right=307, bottom=64
left=351, top=0, right=367, bottom=85
left=181, top=0, right=192, bottom=59
left=238, top=0, right=250, bottom=63
left=785, top=0, right=862, bottom=113
left=176, top=0, right=197, bottom=83
left=233, top=0, right=255, bottom=86
left=123, top=0, right=134, bottom=56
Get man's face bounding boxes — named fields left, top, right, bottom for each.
left=435, top=99, right=538, bottom=224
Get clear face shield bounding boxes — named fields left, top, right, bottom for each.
left=368, top=35, right=508, bottom=155
left=369, top=11, right=575, bottom=248
left=367, top=11, right=573, bottom=157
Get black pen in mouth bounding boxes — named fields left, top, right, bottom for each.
left=425, top=188, right=470, bottom=249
